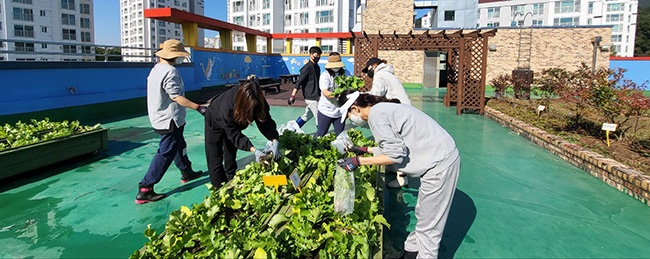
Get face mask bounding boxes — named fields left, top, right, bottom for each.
left=349, top=110, right=367, bottom=127
left=331, top=67, right=340, bottom=72
left=175, top=57, right=185, bottom=65
left=367, top=68, right=375, bottom=78
left=312, top=55, right=320, bottom=63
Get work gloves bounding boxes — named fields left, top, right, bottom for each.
left=288, top=95, right=296, bottom=105
left=266, top=140, right=280, bottom=161
left=337, top=156, right=360, bottom=172
left=254, top=149, right=270, bottom=162
left=346, top=146, right=368, bottom=155
left=197, top=106, right=207, bottom=116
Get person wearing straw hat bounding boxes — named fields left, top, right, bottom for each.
left=336, top=90, right=460, bottom=259
left=135, top=39, right=206, bottom=204
left=315, top=52, right=346, bottom=137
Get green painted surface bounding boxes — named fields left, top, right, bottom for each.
left=1, top=89, right=649, bottom=258
left=644, top=90, right=650, bottom=97
left=402, top=83, right=423, bottom=89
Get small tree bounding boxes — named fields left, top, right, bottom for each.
left=533, top=68, right=569, bottom=109
left=490, top=74, right=512, bottom=99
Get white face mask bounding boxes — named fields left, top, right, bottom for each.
left=349, top=110, right=366, bottom=126
left=175, top=57, right=185, bottom=64
left=331, top=67, right=340, bottom=72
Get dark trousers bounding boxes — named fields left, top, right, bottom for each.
left=205, top=124, right=238, bottom=189
left=316, top=111, right=344, bottom=137
left=140, top=123, right=191, bottom=187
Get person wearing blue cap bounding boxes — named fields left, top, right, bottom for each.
left=336, top=90, right=460, bottom=259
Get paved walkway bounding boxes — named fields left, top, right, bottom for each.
left=1, top=89, right=649, bottom=258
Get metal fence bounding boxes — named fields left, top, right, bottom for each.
left=0, top=39, right=158, bottom=62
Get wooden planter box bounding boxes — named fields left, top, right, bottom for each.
left=0, top=128, right=108, bottom=180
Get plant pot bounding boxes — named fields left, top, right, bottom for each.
left=0, top=128, right=108, bottom=181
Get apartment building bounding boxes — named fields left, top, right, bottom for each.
left=120, top=0, right=204, bottom=62
left=415, top=0, right=478, bottom=29
left=0, top=0, right=95, bottom=61
left=227, top=0, right=362, bottom=53
left=477, top=0, right=638, bottom=57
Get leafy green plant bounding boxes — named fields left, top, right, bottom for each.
left=0, top=118, right=102, bottom=151
left=332, top=76, right=365, bottom=97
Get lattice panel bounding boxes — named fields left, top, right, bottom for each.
left=444, top=48, right=460, bottom=107
left=459, top=38, right=487, bottom=114
left=355, top=37, right=377, bottom=91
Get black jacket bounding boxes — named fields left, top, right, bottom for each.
left=294, top=61, right=321, bottom=101
left=206, top=85, right=279, bottom=151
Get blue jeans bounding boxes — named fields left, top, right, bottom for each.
left=139, top=123, right=192, bottom=187
left=316, top=111, right=344, bottom=137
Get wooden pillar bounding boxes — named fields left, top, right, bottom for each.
left=246, top=33, right=256, bottom=53
left=218, top=29, right=232, bottom=50
left=181, top=22, right=199, bottom=47
left=315, top=38, right=321, bottom=47
left=345, top=39, right=352, bottom=54
left=285, top=38, right=292, bottom=54
left=457, top=37, right=466, bottom=115
left=267, top=38, right=273, bottom=53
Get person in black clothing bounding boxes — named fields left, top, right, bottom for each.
left=204, top=78, right=280, bottom=188
left=288, top=46, right=322, bottom=128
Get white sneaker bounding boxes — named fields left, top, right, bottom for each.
left=387, top=174, right=408, bottom=188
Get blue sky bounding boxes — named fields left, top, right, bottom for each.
left=93, top=0, right=227, bottom=45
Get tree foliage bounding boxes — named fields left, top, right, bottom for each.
left=95, top=47, right=123, bottom=61
left=635, top=7, right=650, bottom=56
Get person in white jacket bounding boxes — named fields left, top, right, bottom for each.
left=362, top=57, right=412, bottom=188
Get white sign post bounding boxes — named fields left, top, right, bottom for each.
left=601, top=123, right=618, bottom=147
left=536, top=105, right=546, bottom=116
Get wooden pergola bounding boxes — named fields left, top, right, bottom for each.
left=354, top=29, right=497, bottom=115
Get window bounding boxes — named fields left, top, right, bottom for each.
left=262, top=0, right=270, bottom=9
left=13, top=7, right=34, bottom=21
left=234, top=16, right=243, bottom=26
left=62, top=29, right=76, bottom=40
left=587, top=18, right=592, bottom=25
left=444, top=10, right=455, bottom=21
left=553, top=17, right=579, bottom=26
left=511, top=20, right=524, bottom=26
left=285, top=14, right=292, bottom=26
left=588, top=2, right=593, bottom=14
left=299, top=45, right=309, bottom=53
left=611, top=34, right=622, bottom=42
left=81, top=31, right=91, bottom=42
left=81, top=46, right=92, bottom=54
left=40, top=10, right=46, bottom=16
left=607, top=3, right=624, bottom=12
left=158, top=20, right=166, bottom=26
left=61, top=0, right=76, bottom=10
left=300, top=0, right=308, bottom=9
left=80, top=3, right=90, bottom=14
left=41, top=26, right=47, bottom=33
left=511, top=5, right=525, bottom=17
left=612, top=24, right=623, bottom=32
left=62, top=13, right=76, bottom=25
left=487, top=22, right=500, bottom=27
left=613, top=44, right=621, bottom=54
left=63, top=45, right=77, bottom=53
left=487, top=7, right=500, bottom=18
left=606, top=14, right=622, bottom=22
left=233, top=1, right=243, bottom=12
left=317, top=10, right=333, bottom=23
left=81, top=18, right=90, bottom=28
left=317, top=27, right=333, bottom=32
left=249, top=15, right=256, bottom=26
left=316, top=0, right=328, bottom=6
left=14, top=25, right=34, bottom=37
left=285, top=0, right=292, bottom=10
left=532, top=19, right=543, bottom=26
left=555, top=0, right=580, bottom=13
left=14, top=42, right=35, bottom=52
left=263, top=13, right=270, bottom=25
left=41, top=43, right=47, bottom=48
left=533, top=4, right=544, bottom=15
left=300, top=12, right=309, bottom=25
left=12, top=0, right=33, bottom=4
left=321, top=45, right=333, bottom=52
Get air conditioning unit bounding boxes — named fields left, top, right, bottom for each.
left=600, top=45, right=611, bottom=52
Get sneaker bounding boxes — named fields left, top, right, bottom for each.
left=135, top=186, right=166, bottom=204
left=387, top=174, right=408, bottom=189
left=180, top=169, right=204, bottom=184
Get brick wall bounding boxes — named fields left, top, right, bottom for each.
left=362, top=0, right=414, bottom=33
left=377, top=50, right=424, bottom=85
left=486, top=27, right=612, bottom=84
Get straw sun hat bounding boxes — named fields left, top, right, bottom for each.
left=155, top=39, right=190, bottom=59
left=324, top=55, right=345, bottom=69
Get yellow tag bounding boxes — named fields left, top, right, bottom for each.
left=263, top=175, right=287, bottom=194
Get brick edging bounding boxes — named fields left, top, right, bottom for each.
left=485, top=106, right=650, bottom=206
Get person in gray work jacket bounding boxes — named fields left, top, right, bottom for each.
left=288, top=46, right=322, bottom=128
left=336, top=90, right=460, bottom=259
left=136, top=39, right=206, bottom=204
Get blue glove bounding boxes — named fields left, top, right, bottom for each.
left=337, top=156, right=360, bottom=172
left=266, top=140, right=280, bottom=161
left=254, top=149, right=270, bottom=162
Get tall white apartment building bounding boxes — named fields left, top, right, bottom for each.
left=477, top=0, right=638, bottom=57
left=0, top=0, right=95, bottom=61
left=120, top=0, right=204, bottom=62
left=227, top=0, right=362, bottom=53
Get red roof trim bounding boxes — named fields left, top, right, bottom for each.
left=144, top=8, right=272, bottom=38
left=270, top=32, right=361, bottom=39
left=610, top=57, right=650, bottom=60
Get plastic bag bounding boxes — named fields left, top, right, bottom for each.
left=334, top=165, right=355, bottom=215
left=277, top=120, right=304, bottom=134
left=330, top=130, right=353, bottom=155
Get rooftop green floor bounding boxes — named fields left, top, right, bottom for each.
left=1, top=89, right=649, bottom=258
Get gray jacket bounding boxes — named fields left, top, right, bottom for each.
left=368, top=63, right=412, bottom=105
left=369, top=102, right=457, bottom=177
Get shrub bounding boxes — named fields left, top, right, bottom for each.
left=490, top=74, right=512, bottom=99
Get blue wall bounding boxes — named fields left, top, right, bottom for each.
left=609, top=59, right=650, bottom=89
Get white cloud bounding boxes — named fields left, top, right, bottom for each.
left=283, top=57, right=289, bottom=61
left=347, top=58, right=354, bottom=63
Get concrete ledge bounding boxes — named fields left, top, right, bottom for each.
left=485, top=106, right=650, bottom=206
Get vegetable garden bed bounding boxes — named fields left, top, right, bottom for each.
left=0, top=119, right=107, bottom=181
left=132, top=129, right=387, bottom=259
